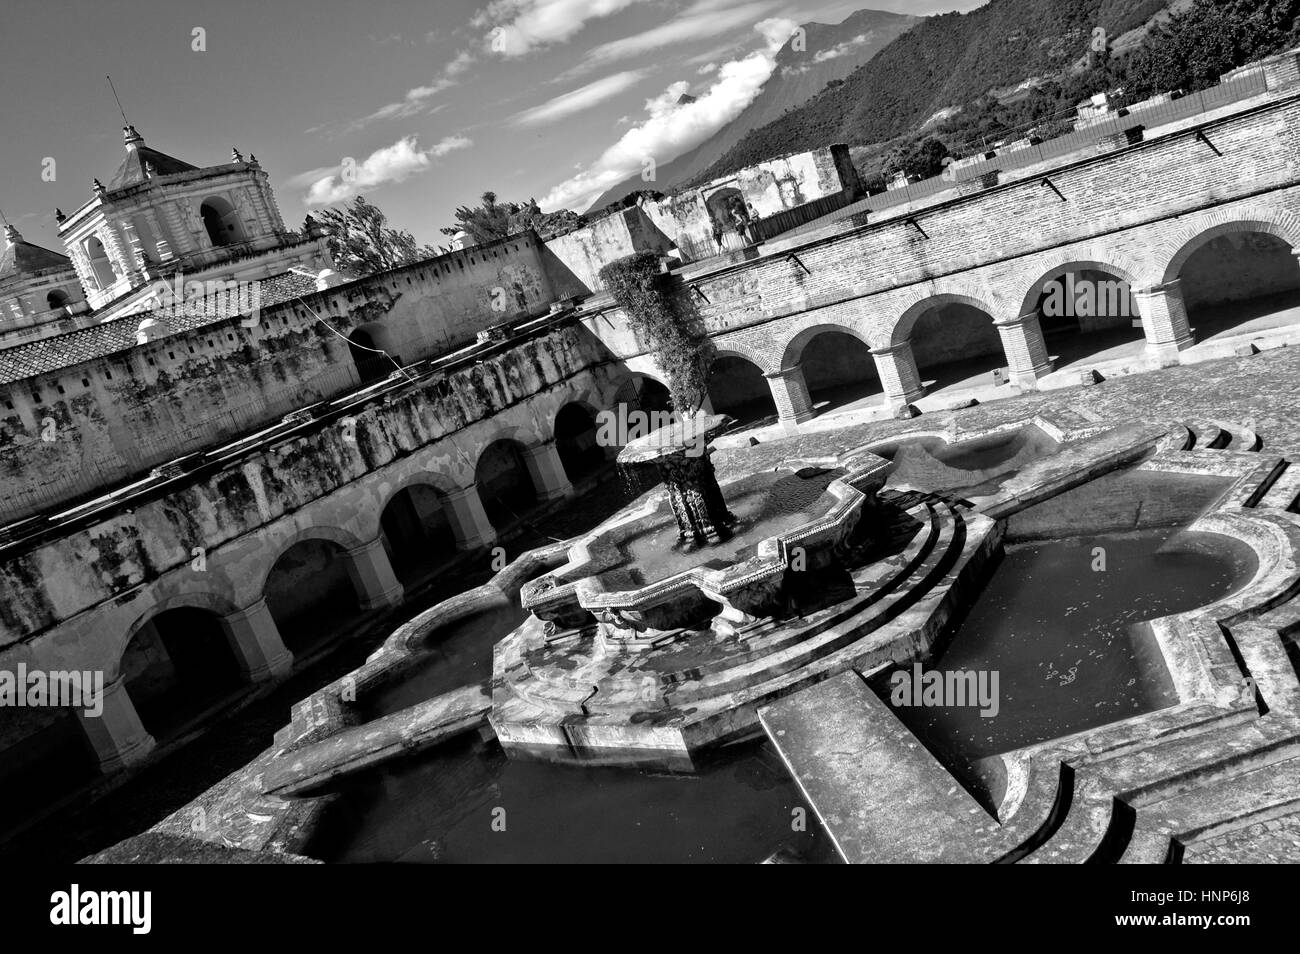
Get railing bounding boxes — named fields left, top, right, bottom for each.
left=856, top=72, right=1271, bottom=217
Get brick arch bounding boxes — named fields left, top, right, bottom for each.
left=1157, top=206, right=1300, bottom=284
left=1015, top=247, right=1146, bottom=319
left=779, top=321, right=874, bottom=370
left=889, top=286, right=1000, bottom=348
left=709, top=338, right=777, bottom=374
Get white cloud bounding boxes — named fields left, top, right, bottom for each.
left=477, top=0, right=652, bottom=56
left=302, top=135, right=472, bottom=206
left=540, top=43, right=779, bottom=211
left=814, top=32, right=870, bottom=62
left=578, top=0, right=778, bottom=71
left=754, top=16, right=799, bottom=52
left=512, top=70, right=646, bottom=125
left=697, top=62, right=718, bottom=75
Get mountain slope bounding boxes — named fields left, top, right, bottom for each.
left=695, top=0, right=1171, bottom=182
left=583, top=8, right=920, bottom=212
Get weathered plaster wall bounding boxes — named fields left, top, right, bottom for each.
left=542, top=208, right=674, bottom=295
left=0, top=322, right=629, bottom=676
left=0, top=234, right=560, bottom=522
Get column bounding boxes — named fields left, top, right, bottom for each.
left=143, top=208, right=174, bottom=263
left=523, top=441, right=574, bottom=502
left=445, top=484, right=497, bottom=550
left=764, top=365, right=816, bottom=430
left=870, top=342, right=926, bottom=407
left=75, top=677, right=156, bottom=774
left=343, top=537, right=405, bottom=610
left=163, top=200, right=198, bottom=255
left=994, top=312, right=1055, bottom=387
left=219, top=598, right=293, bottom=682
left=100, top=224, right=139, bottom=285
left=1134, top=279, right=1194, bottom=367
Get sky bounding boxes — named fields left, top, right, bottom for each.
left=0, top=0, right=988, bottom=250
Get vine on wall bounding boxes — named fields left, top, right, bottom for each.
left=599, top=252, right=715, bottom=416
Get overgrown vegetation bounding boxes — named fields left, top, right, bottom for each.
left=598, top=252, right=715, bottom=415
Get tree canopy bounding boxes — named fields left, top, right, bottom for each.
left=309, top=196, right=435, bottom=277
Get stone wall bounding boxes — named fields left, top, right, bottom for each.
left=0, top=233, right=563, bottom=522
left=0, top=321, right=628, bottom=667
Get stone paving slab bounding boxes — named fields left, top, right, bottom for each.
left=760, top=670, right=995, bottom=863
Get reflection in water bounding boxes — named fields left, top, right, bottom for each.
left=364, top=602, right=529, bottom=719
left=315, top=734, right=833, bottom=864
left=879, top=528, right=1257, bottom=773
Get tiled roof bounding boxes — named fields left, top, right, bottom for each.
left=0, top=270, right=319, bottom=387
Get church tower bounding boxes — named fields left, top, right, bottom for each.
left=57, top=125, right=334, bottom=315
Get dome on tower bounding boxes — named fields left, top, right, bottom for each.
left=0, top=224, right=72, bottom=285
left=107, top=125, right=199, bottom=191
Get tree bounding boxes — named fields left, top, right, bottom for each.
left=442, top=192, right=583, bottom=244
left=884, top=136, right=952, bottom=180
left=310, top=196, right=436, bottom=276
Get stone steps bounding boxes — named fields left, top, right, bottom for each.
left=1258, top=461, right=1300, bottom=511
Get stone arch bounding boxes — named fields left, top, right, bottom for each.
left=553, top=400, right=608, bottom=483
left=1157, top=206, right=1300, bottom=285
left=260, top=525, right=368, bottom=652
left=108, top=589, right=242, bottom=683
left=474, top=436, right=543, bottom=531
left=114, top=597, right=246, bottom=739
left=46, top=288, right=71, bottom=312
left=377, top=477, right=460, bottom=585
left=199, top=195, right=248, bottom=247
left=85, top=235, right=118, bottom=290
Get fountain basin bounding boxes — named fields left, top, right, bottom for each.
left=521, top=452, right=890, bottom=649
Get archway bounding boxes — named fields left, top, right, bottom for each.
left=119, top=607, right=244, bottom=740
left=475, top=439, right=540, bottom=531
left=554, top=403, right=606, bottom=483
left=706, top=355, right=776, bottom=425
left=199, top=196, right=248, bottom=247
left=46, top=289, right=70, bottom=312
left=793, top=329, right=881, bottom=414
left=1173, top=228, right=1300, bottom=342
left=85, top=236, right=118, bottom=290
left=379, top=484, right=458, bottom=586
left=348, top=328, right=392, bottom=384
left=705, top=186, right=752, bottom=250
left=264, top=537, right=361, bottom=654
left=899, top=298, right=1006, bottom=396
left=1026, top=266, right=1145, bottom=372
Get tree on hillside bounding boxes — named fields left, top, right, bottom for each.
left=441, top=192, right=583, bottom=243
left=310, top=196, right=436, bottom=276
left=884, top=137, right=951, bottom=180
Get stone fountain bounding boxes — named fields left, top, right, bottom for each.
left=495, top=412, right=914, bottom=762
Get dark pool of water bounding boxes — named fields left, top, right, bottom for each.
left=364, top=602, right=528, bottom=719
left=313, top=734, right=833, bottom=864
left=878, top=528, right=1257, bottom=770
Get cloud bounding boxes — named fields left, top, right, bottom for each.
left=512, top=70, right=646, bottom=125
left=302, top=135, right=472, bottom=206
left=577, top=0, right=778, bottom=71
left=319, top=50, right=475, bottom=135
left=540, top=44, right=779, bottom=211
left=813, top=32, right=870, bottom=62
left=476, top=0, right=652, bottom=56
left=697, top=62, right=718, bottom=75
